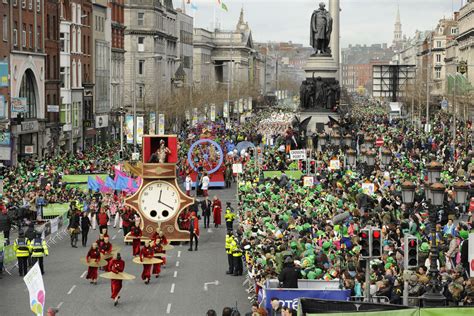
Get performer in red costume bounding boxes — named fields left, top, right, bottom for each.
left=130, top=223, right=142, bottom=256
left=109, top=253, right=125, bottom=306
left=86, top=242, right=101, bottom=285
left=212, top=196, right=222, bottom=228
left=150, top=228, right=164, bottom=277
left=140, top=240, right=154, bottom=284
left=99, top=236, right=113, bottom=271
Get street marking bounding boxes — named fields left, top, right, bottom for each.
left=170, top=283, right=175, bottom=293
left=112, top=234, right=117, bottom=240
left=176, top=261, right=179, bottom=267
left=177, top=250, right=181, bottom=258
left=173, top=271, right=178, bottom=278
left=57, top=302, right=64, bottom=309
left=67, top=285, right=76, bottom=295
left=166, top=303, right=172, bottom=314
left=207, top=229, right=213, bottom=233
left=204, top=280, right=219, bottom=291
left=80, top=271, right=87, bottom=278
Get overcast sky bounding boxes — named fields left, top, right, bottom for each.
left=183, top=0, right=462, bottom=48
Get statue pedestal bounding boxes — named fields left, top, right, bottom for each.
left=299, top=110, right=340, bottom=134
left=304, top=56, right=338, bottom=79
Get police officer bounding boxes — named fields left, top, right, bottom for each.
left=224, top=203, right=236, bottom=231
left=29, top=232, right=48, bottom=274
left=14, top=230, right=30, bottom=276
left=225, top=232, right=234, bottom=275
left=231, top=237, right=243, bottom=276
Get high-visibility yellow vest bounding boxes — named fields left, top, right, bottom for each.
left=225, top=210, right=236, bottom=222
left=225, top=236, right=233, bottom=254
left=14, top=238, right=30, bottom=257
left=231, top=240, right=242, bottom=257
left=29, top=238, right=49, bottom=258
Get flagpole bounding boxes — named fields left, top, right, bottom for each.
left=213, top=3, right=216, bottom=30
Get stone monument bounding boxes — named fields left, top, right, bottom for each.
left=300, top=0, right=341, bottom=133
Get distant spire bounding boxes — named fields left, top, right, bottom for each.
left=396, top=5, right=400, bottom=24
left=392, top=4, right=403, bottom=48
left=239, top=7, right=244, bottom=25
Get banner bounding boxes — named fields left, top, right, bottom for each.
left=50, top=217, right=59, bottom=235
left=136, top=116, right=144, bottom=144
left=158, top=113, right=165, bottom=135
left=0, top=95, right=6, bottom=119
left=210, top=104, right=216, bottom=121
left=290, top=149, right=307, bottom=160
left=232, top=163, right=243, bottom=174
left=303, top=176, right=314, bottom=187
left=24, top=262, right=46, bottom=316
left=238, top=98, right=244, bottom=113
left=149, top=112, right=156, bottom=135
left=223, top=102, right=229, bottom=118
left=0, top=62, right=7, bottom=87
left=362, top=182, right=375, bottom=195
left=11, top=97, right=28, bottom=113
left=125, top=115, right=134, bottom=144
left=263, top=289, right=350, bottom=312
left=192, top=107, right=198, bottom=126
left=329, top=159, right=341, bottom=170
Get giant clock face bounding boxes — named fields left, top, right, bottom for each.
left=139, top=180, right=180, bottom=223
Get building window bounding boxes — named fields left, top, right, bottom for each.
left=138, top=60, right=145, bottom=75
left=138, top=36, right=144, bottom=52
left=37, top=26, right=41, bottom=50
left=78, top=60, right=82, bottom=85
left=436, top=40, right=442, bottom=48
left=19, top=69, right=38, bottom=119
left=138, top=85, right=144, bottom=99
left=60, top=67, right=65, bottom=88
left=28, top=0, right=32, bottom=10
left=13, top=0, right=17, bottom=6
left=72, top=27, right=76, bottom=52
left=435, top=54, right=441, bottom=63
left=29, top=24, right=33, bottom=49
left=77, top=4, right=81, bottom=24
left=72, top=60, right=76, bottom=87
left=77, top=28, right=81, bottom=52
left=2, top=15, right=7, bottom=41
left=46, top=15, right=50, bottom=39
left=22, top=0, right=25, bottom=8
left=451, top=27, right=458, bottom=35
left=138, top=12, right=144, bottom=26
left=36, top=0, right=40, bottom=12
left=22, top=24, right=26, bottom=47
left=60, top=103, right=71, bottom=124
left=60, top=32, right=65, bottom=52
left=435, top=68, right=441, bottom=79
left=72, top=3, right=76, bottom=24
left=13, top=23, right=17, bottom=46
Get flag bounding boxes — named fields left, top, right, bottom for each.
left=221, top=2, right=228, bottom=11
left=115, top=175, right=129, bottom=191
left=96, top=175, right=105, bottom=186
left=87, top=176, right=99, bottom=191
left=105, top=176, right=116, bottom=191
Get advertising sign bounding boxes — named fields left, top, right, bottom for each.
left=232, top=163, right=243, bottom=174
left=136, top=116, right=144, bottom=144
left=158, top=113, right=165, bottom=135
left=0, top=62, right=8, bottom=87
left=223, top=102, right=229, bottom=118
left=210, top=104, right=216, bottom=121
left=47, top=105, right=60, bottom=113
left=329, top=159, right=341, bottom=170
left=0, top=132, right=10, bottom=146
left=11, top=97, right=28, bottom=113
left=290, top=149, right=307, bottom=160
left=25, top=145, right=35, bottom=154
left=263, top=289, right=350, bottom=312
left=303, top=176, right=314, bottom=187
left=95, top=115, right=109, bottom=128
left=125, top=115, right=134, bottom=144
left=469, top=233, right=474, bottom=277
left=23, top=262, right=46, bottom=316
left=0, top=95, right=6, bottom=118
left=149, top=112, right=156, bottom=135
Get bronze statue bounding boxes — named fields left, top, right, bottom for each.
left=310, top=2, right=333, bottom=55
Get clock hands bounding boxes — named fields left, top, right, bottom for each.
left=160, top=201, right=173, bottom=209
left=158, top=190, right=162, bottom=203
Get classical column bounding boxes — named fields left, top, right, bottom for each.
left=329, top=0, right=340, bottom=81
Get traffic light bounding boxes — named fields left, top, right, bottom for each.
left=359, top=229, right=370, bottom=258
left=309, top=160, right=316, bottom=175
left=405, top=236, right=418, bottom=268
left=371, top=229, right=382, bottom=257
left=300, top=160, right=308, bottom=174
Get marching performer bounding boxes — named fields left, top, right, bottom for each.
left=212, top=196, right=222, bottom=228
left=85, top=243, right=101, bottom=285
left=130, top=223, right=142, bottom=257
left=139, top=240, right=154, bottom=284
left=99, top=253, right=135, bottom=306
left=99, top=236, right=113, bottom=271
left=151, top=229, right=164, bottom=278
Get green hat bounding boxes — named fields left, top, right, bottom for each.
left=384, top=262, right=392, bottom=270
left=307, top=271, right=316, bottom=280
left=420, top=242, right=430, bottom=252
left=314, top=268, right=323, bottom=277
left=459, top=230, right=469, bottom=240
left=323, top=241, right=331, bottom=250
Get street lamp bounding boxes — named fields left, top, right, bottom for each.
left=426, top=161, right=443, bottom=184
left=401, top=180, right=416, bottom=204
left=380, top=148, right=392, bottom=166
left=366, top=149, right=376, bottom=168
left=318, top=133, right=327, bottom=149
left=344, top=134, right=352, bottom=148
left=422, top=180, right=446, bottom=307
left=360, top=148, right=367, bottom=164
left=346, top=149, right=356, bottom=167
left=364, top=136, right=374, bottom=149
left=453, top=180, right=469, bottom=205
left=331, top=133, right=341, bottom=147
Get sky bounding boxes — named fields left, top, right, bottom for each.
left=181, top=0, right=462, bottom=48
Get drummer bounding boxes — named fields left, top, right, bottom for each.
left=109, top=253, right=125, bottom=306
left=139, top=240, right=154, bottom=284
left=99, top=236, right=113, bottom=271
left=86, top=242, right=101, bottom=285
